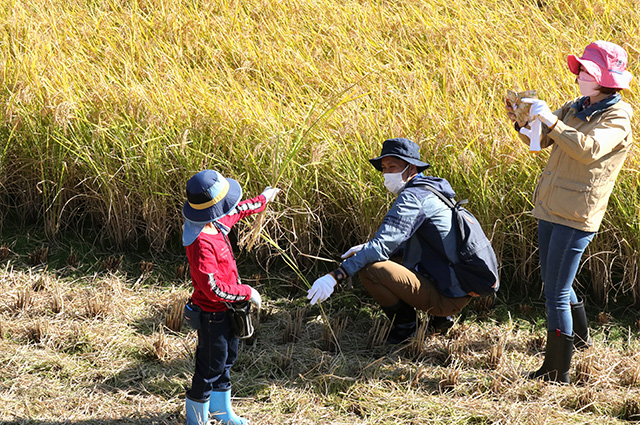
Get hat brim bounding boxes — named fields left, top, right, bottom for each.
left=568, top=55, right=633, bottom=89
left=182, top=177, right=242, bottom=223
left=567, top=55, right=604, bottom=80
left=369, top=154, right=430, bottom=172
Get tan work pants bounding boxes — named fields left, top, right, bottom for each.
left=358, top=260, right=470, bottom=317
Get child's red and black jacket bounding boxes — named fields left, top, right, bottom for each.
left=186, top=194, right=267, bottom=312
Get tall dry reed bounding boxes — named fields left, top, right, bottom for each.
left=1, top=0, right=639, bottom=302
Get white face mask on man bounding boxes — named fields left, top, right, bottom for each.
left=578, top=71, right=600, bottom=97
left=383, top=165, right=409, bottom=194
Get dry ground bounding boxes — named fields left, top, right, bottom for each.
left=1, top=261, right=640, bottom=425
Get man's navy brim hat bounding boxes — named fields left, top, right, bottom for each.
left=369, top=137, right=430, bottom=172
left=182, top=170, right=242, bottom=246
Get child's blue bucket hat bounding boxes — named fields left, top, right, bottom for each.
left=182, top=170, right=242, bottom=246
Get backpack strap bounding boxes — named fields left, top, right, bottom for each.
left=419, top=184, right=454, bottom=208
left=417, top=184, right=469, bottom=243
left=417, top=184, right=468, bottom=210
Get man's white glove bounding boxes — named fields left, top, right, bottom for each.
left=261, top=186, right=281, bottom=203
left=249, top=286, right=262, bottom=309
left=307, top=274, right=337, bottom=305
left=521, top=98, right=558, bottom=128
left=341, top=243, right=366, bottom=259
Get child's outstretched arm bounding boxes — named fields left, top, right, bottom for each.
left=218, top=187, right=281, bottom=228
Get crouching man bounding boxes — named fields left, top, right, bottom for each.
left=308, top=138, right=472, bottom=343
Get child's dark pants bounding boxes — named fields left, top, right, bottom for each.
left=187, top=310, right=238, bottom=401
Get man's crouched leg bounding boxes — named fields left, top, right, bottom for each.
left=359, top=261, right=470, bottom=343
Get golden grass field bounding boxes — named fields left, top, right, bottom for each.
left=1, top=0, right=639, bottom=299
left=1, top=0, right=640, bottom=423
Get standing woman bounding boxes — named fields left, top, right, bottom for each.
left=506, top=41, right=634, bottom=384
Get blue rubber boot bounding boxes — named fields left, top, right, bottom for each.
left=186, top=396, right=210, bottom=425
left=209, top=389, right=248, bottom=425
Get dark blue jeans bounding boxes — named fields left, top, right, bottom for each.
left=538, top=220, right=595, bottom=335
left=187, top=310, right=239, bottom=401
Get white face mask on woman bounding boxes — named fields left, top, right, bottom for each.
left=578, top=71, right=600, bottom=97
left=383, top=165, right=409, bottom=194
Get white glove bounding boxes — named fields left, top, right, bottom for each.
left=249, top=286, right=262, bottom=309
left=521, top=98, right=558, bottom=128
left=261, top=186, right=281, bottom=203
left=341, top=243, right=366, bottom=259
left=307, top=274, right=337, bottom=305
left=519, top=119, right=542, bottom=152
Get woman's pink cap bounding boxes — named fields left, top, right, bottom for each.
left=567, top=41, right=633, bottom=89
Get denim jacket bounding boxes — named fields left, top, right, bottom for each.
left=341, top=173, right=468, bottom=298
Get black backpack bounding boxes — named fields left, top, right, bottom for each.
left=421, top=184, right=500, bottom=297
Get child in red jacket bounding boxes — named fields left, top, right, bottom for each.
left=182, top=169, right=279, bottom=425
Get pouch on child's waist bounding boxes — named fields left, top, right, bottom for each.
left=184, top=299, right=202, bottom=330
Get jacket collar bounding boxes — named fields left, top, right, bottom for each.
left=404, top=173, right=457, bottom=198
left=571, top=94, right=621, bottom=122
